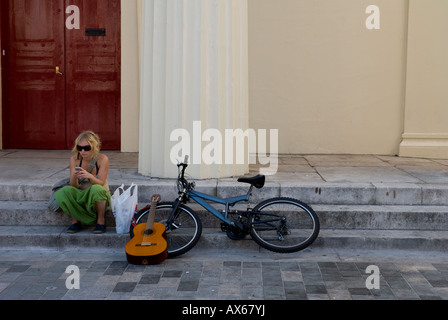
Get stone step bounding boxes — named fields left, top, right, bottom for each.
left=0, top=226, right=446, bottom=253
left=2, top=181, right=448, bottom=205
left=1, top=201, right=448, bottom=231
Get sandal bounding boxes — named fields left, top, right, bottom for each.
left=93, top=224, right=106, bottom=234
left=66, top=223, right=82, bottom=234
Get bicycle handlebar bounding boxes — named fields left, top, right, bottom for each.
left=177, top=155, right=190, bottom=186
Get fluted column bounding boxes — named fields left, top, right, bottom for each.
left=139, top=0, right=249, bottom=179
left=399, top=0, right=448, bottom=159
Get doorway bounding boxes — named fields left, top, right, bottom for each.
left=1, top=0, right=121, bottom=150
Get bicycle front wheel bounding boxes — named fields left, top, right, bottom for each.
left=130, top=202, right=202, bottom=258
left=250, top=198, right=320, bottom=253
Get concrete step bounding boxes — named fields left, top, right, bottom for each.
left=0, top=226, right=446, bottom=253
left=2, top=180, right=448, bottom=205
left=2, top=201, right=448, bottom=231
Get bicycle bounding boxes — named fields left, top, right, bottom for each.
left=130, top=156, right=320, bottom=258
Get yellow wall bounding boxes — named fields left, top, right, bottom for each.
left=248, top=0, right=409, bottom=155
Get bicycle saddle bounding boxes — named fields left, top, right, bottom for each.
left=237, top=174, right=266, bottom=189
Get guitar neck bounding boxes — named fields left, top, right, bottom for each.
left=144, top=203, right=157, bottom=234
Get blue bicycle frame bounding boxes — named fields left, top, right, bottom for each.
left=182, top=188, right=253, bottom=226
left=171, top=157, right=255, bottom=226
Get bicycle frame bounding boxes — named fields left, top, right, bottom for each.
left=169, top=157, right=257, bottom=228
left=183, top=188, right=253, bottom=225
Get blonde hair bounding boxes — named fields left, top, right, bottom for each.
left=73, top=131, right=102, bottom=158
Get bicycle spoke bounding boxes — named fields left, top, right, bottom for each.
left=251, top=198, right=320, bottom=253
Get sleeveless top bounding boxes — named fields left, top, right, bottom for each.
left=78, top=157, right=110, bottom=191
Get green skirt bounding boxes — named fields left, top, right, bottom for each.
left=55, top=185, right=111, bottom=226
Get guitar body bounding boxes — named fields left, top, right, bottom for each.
left=126, top=222, right=168, bottom=265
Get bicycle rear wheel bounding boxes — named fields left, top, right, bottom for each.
left=250, top=198, right=320, bottom=253
left=130, top=202, right=202, bottom=258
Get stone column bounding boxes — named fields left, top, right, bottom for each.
left=139, top=0, right=249, bottom=179
left=399, top=0, right=448, bottom=159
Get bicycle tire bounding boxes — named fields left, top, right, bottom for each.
left=250, top=197, right=320, bottom=253
left=130, top=202, right=202, bottom=258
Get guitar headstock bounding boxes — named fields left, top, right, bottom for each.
left=151, top=194, right=162, bottom=204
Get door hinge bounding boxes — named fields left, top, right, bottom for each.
left=2, top=50, right=5, bottom=56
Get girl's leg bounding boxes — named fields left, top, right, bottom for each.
left=95, top=200, right=107, bottom=226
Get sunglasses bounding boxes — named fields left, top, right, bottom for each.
left=77, top=145, right=92, bottom=152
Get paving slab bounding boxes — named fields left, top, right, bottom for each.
left=316, top=166, right=422, bottom=183
left=304, top=155, right=390, bottom=167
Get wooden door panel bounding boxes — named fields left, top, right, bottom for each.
left=65, top=0, right=121, bottom=150
left=3, top=0, right=66, bottom=149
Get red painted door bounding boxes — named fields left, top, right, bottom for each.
left=65, top=0, right=121, bottom=150
left=2, top=0, right=66, bottom=149
left=1, top=0, right=121, bottom=150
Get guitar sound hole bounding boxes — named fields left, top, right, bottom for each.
left=144, top=230, right=154, bottom=236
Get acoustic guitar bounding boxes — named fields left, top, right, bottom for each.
left=125, top=194, right=168, bottom=265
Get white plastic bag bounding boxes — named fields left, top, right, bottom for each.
left=111, top=184, right=125, bottom=217
left=112, top=184, right=138, bottom=234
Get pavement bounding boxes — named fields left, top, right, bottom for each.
left=1, top=150, right=448, bottom=301
left=0, top=248, right=447, bottom=302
